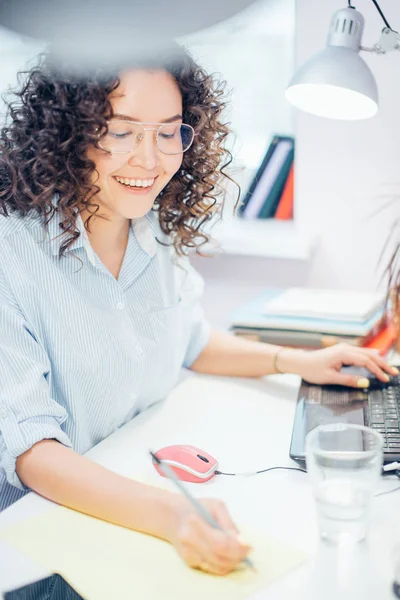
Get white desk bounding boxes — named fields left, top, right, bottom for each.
left=0, top=372, right=399, bottom=600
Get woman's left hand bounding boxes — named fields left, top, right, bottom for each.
left=284, top=343, right=399, bottom=387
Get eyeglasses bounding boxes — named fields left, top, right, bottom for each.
left=97, top=120, right=195, bottom=155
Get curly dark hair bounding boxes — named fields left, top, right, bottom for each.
left=0, top=43, right=238, bottom=257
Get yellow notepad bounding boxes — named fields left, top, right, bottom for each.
left=0, top=505, right=307, bottom=600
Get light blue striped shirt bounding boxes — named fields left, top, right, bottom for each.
left=0, top=207, right=210, bottom=511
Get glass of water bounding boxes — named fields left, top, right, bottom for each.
left=306, top=423, right=383, bottom=545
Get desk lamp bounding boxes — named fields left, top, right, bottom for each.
left=285, top=1, right=399, bottom=120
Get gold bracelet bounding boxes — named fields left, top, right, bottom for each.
left=273, top=348, right=287, bottom=374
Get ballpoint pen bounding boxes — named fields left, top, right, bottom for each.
left=149, top=450, right=256, bottom=573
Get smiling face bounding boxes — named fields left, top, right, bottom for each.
left=86, top=69, right=184, bottom=221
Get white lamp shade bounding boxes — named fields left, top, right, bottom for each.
left=286, top=46, right=379, bottom=120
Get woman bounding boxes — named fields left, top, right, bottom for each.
left=0, top=43, right=395, bottom=575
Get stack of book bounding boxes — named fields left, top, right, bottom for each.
left=230, top=288, right=397, bottom=355
left=239, top=135, right=294, bottom=220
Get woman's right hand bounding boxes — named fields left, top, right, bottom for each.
left=167, top=496, right=253, bottom=576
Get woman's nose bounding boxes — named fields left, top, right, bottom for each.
left=128, top=131, right=159, bottom=170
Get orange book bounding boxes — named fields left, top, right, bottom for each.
left=364, top=321, right=397, bottom=355
left=275, top=163, right=294, bottom=220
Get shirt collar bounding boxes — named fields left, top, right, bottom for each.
left=131, top=215, right=158, bottom=257
left=47, top=209, right=157, bottom=261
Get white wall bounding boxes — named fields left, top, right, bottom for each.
left=192, top=0, right=400, bottom=329
left=180, top=0, right=295, bottom=191
left=295, top=0, right=400, bottom=291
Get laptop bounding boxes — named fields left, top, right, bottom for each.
left=289, top=367, right=400, bottom=466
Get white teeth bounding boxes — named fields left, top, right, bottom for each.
left=115, top=176, right=155, bottom=188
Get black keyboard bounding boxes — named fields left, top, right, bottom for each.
left=369, top=375, right=400, bottom=453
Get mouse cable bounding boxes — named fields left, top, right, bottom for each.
left=215, top=466, right=307, bottom=477
left=215, top=468, right=400, bottom=496
left=375, top=485, right=400, bottom=497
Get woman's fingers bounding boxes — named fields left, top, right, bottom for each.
left=201, top=499, right=252, bottom=560
left=340, top=350, right=395, bottom=382
left=204, top=498, right=239, bottom=534
left=196, top=555, right=237, bottom=576
left=301, top=342, right=399, bottom=387
left=184, top=545, right=232, bottom=576
left=328, top=373, right=365, bottom=387
left=175, top=503, right=252, bottom=576
left=358, top=348, right=399, bottom=377
left=193, top=516, right=250, bottom=566
left=351, top=356, right=388, bottom=382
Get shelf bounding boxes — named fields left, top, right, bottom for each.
left=207, top=218, right=318, bottom=260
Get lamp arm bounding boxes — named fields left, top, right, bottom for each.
left=349, top=0, right=398, bottom=54
left=361, top=27, right=400, bottom=54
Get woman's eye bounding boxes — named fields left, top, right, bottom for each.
left=110, top=132, right=131, bottom=139
left=159, top=133, right=174, bottom=140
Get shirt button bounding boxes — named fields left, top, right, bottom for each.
left=0, top=406, right=7, bottom=418
left=116, top=302, right=125, bottom=310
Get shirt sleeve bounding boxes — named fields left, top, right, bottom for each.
left=181, top=262, right=211, bottom=369
left=0, top=267, right=72, bottom=491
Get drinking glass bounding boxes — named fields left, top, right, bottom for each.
left=306, top=423, right=383, bottom=545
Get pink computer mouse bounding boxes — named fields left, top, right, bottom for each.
left=152, top=445, right=218, bottom=483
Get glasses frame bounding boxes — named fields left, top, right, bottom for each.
left=97, top=120, right=195, bottom=156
